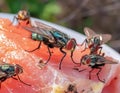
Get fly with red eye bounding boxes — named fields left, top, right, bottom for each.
left=24, top=21, right=79, bottom=69
left=74, top=54, right=118, bottom=83
left=0, top=62, right=31, bottom=88
left=81, top=27, right=112, bottom=55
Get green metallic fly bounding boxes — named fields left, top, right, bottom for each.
left=24, top=21, right=79, bottom=69
left=81, top=27, right=112, bottom=55
left=0, top=62, right=31, bottom=87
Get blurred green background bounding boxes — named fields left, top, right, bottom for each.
left=0, top=0, right=120, bottom=53
left=0, top=0, right=93, bottom=33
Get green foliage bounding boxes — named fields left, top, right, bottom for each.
left=41, top=2, right=61, bottom=21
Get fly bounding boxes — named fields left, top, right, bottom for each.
left=12, top=10, right=31, bottom=25
left=74, top=54, right=118, bottom=83
left=81, top=27, right=112, bottom=55
left=0, top=62, right=31, bottom=88
left=24, top=21, right=79, bottom=69
left=64, top=84, right=78, bottom=93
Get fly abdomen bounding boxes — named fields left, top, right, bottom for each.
left=32, top=33, right=43, bottom=41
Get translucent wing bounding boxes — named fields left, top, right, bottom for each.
left=105, top=56, right=119, bottom=64
left=84, top=27, right=112, bottom=44
left=0, top=71, right=7, bottom=79
left=96, top=55, right=118, bottom=64
left=84, top=27, right=97, bottom=38
left=34, top=21, right=69, bottom=37
left=24, top=26, right=55, bottom=41
left=34, top=21, right=55, bottom=31
left=101, top=34, right=112, bottom=44
left=103, top=60, right=118, bottom=64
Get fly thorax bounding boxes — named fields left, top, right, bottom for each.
left=93, top=36, right=101, bottom=45
left=53, top=31, right=68, bottom=44
left=89, top=62, right=95, bottom=66
left=65, top=39, right=76, bottom=51
left=90, top=55, right=98, bottom=65
left=32, top=33, right=43, bottom=41
left=1, top=65, right=15, bottom=76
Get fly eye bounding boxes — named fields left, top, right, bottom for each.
left=15, top=64, right=23, bottom=74
left=83, top=59, right=90, bottom=65
left=86, top=59, right=91, bottom=64
left=66, top=39, right=76, bottom=50
left=81, top=55, right=91, bottom=65
left=84, top=55, right=88, bottom=60
left=81, top=55, right=87, bottom=63
left=15, top=67, right=20, bottom=74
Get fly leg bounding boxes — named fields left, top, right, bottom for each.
left=96, top=67, right=105, bottom=83
left=12, top=76, right=31, bottom=86
left=73, top=60, right=86, bottom=72
left=12, top=16, right=17, bottom=24
left=98, top=47, right=105, bottom=56
left=59, top=47, right=66, bottom=69
left=44, top=46, right=52, bottom=64
left=26, top=41, right=41, bottom=52
left=0, top=77, right=7, bottom=88
left=71, top=49, right=80, bottom=65
left=81, top=39, right=88, bottom=52
left=9, top=16, right=17, bottom=25
left=11, top=76, right=18, bottom=80
left=73, top=67, right=87, bottom=72
left=89, top=68, right=94, bottom=80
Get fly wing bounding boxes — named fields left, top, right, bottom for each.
left=34, top=21, right=68, bottom=37
left=101, top=34, right=112, bottom=44
left=96, top=56, right=118, bottom=64
left=104, top=56, right=119, bottom=64
left=84, top=27, right=97, bottom=38
left=0, top=71, right=7, bottom=79
left=24, top=26, right=55, bottom=41
left=34, top=21, right=55, bottom=31
left=34, top=21, right=71, bottom=41
left=24, top=26, right=41, bottom=34
left=103, top=60, right=118, bottom=64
